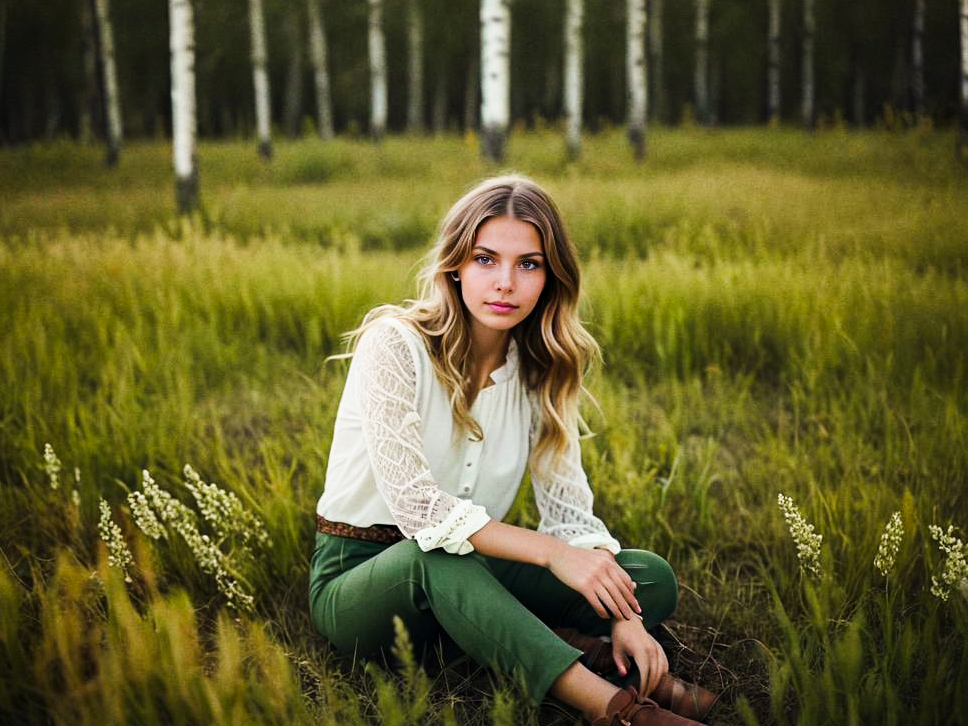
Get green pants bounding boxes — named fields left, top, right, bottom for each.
left=308, top=533, right=678, bottom=705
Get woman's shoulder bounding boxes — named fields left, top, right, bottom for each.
left=356, top=311, right=430, bottom=369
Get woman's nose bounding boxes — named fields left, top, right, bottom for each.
left=495, top=267, right=514, bottom=291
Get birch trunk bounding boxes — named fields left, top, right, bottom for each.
left=283, top=6, right=304, bottom=138
left=626, top=0, right=647, bottom=159
left=93, top=0, right=122, bottom=165
left=694, top=0, right=709, bottom=125
left=912, top=0, right=925, bottom=119
left=0, top=2, right=5, bottom=112
left=368, top=0, right=387, bottom=140
left=480, top=0, right=510, bottom=161
left=767, top=0, right=781, bottom=124
left=407, top=0, right=424, bottom=133
left=170, top=0, right=199, bottom=214
left=648, top=0, right=665, bottom=124
left=564, top=0, right=583, bottom=159
left=959, top=0, right=968, bottom=159
left=801, top=0, right=815, bottom=128
left=307, top=0, right=334, bottom=139
left=248, top=0, right=272, bottom=158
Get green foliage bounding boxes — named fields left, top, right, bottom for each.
left=1, top=130, right=967, bottom=724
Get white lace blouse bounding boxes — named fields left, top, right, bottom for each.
left=315, top=317, right=621, bottom=555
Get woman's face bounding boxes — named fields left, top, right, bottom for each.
left=456, top=215, right=547, bottom=343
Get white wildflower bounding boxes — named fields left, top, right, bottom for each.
left=71, top=489, right=81, bottom=507
left=874, top=511, right=903, bottom=577
left=140, top=468, right=254, bottom=612
left=778, top=493, right=823, bottom=577
left=928, top=525, right=968, bottom=602
left=43, top=443, right=61, bottom=490
left=98, top=498, right=133, bottom=582
left=183, top=464, right=271, bottom=550
left=128, top=472, right=167, bottom=540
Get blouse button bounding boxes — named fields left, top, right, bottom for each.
left=461, top=484, right=471, bottom=494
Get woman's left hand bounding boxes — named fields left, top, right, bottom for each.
left=610, top=616, right=669, bottom=700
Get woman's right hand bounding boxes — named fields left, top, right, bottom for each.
left=547, top=543, right=641, bottom=620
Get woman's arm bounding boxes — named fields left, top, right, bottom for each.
left=468, top=519, right=640, bottom=621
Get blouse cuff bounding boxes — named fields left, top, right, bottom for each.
left=414, top=499, right=491, bottom=555
left=568, top=532, right=622, bottom=555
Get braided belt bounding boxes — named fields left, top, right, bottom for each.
left=315, top=514, right=404, bottom=544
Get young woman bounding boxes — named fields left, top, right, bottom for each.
left=309, top=176, right=718, bottom=726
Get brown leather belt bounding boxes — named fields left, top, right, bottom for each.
left=315, top=514, right=404, bottom=544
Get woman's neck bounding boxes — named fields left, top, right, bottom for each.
left=466, top=324, right=510, bottom=402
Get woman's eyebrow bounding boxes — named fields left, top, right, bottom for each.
left=473, top=245, right=545, bottom=258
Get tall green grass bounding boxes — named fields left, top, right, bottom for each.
left=1, top=129, right=967, bottom=724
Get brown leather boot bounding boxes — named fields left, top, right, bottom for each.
left=553, top=628, right=721, bottom=723
left=650, top=673, right=721, bottom=723
left=552, top=627, right=615, bottom=674
left=590, top=687, right=706, bottom=726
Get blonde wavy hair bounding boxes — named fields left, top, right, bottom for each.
left=346, top=174, right=600, bottom=465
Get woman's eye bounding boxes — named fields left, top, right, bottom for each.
left=475, top=255, right=493, bottom=265
left=520, top=259, right=540, bottom=270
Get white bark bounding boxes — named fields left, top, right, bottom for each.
left=960, top=0, right=968, bottom=147
left=648, top=0, right=665, bottom=123
left=564, top=0, right=583, bottom=158
left=0, top=2, right=5, bottom=103
left=307, top=0, right=334, bottom=140
left=407, top=0, right=424, bottom=133
left=248, top=0, right=272, bottom=158
left=480, top=0, right=510, bottom=161
left=169, top=0, right=198, bottom=213
left=94, top=0, right=122, bottom=165
left=368, top=0, right=387, bottom=139
left=802, top=0, right=815, bottom=128
left=626, top=0, right=646, bottom=158
left=768, top=0, right=781, bottom=123
left=694, top=0, right=709, bottom=124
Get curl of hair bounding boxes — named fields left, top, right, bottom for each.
left=343, top=175, right=600, bottom=466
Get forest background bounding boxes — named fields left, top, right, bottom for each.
left=1, top=1, right=968, bottom=726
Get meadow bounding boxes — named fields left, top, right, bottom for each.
left=1, top=127, right=966, bottom=725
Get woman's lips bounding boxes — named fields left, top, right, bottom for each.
left=486, top=302, right=517, bottom=313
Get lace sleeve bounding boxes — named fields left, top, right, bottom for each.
left=355, top=321, right=490, bottom=554
left=528, top=401, right=621, bottom=554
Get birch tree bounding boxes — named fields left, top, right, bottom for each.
left=93, top=0, right=122, bottom=166
left=959, top=0, right=968, bottom=160
left=912, top=0, right=925, bottom=120
left=648, top=0, right=666, bottom=124
left=626, top=0, right=647, bottom=159
left=0, top=2, right=5, bottom=109
left=564, top=0, right=583, bottom=159
left=407, top=0, right=424, bottom=133
left=801, top=0, right=815, bottom=128
left=307, top=0, right=334, bottom=140
left=248, top=0, right=272, bottom=158
left=694, top=0, right=709, bottom=125
left=480, top=0, right=510, bottom=161
left=767, top=0, right=781, bottom=124
left=368, top=0, right=388, bottom=140
left=170, top=0, right=199, bottom=214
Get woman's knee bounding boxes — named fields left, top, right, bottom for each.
left=615, top=549, right=678, bottom=626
